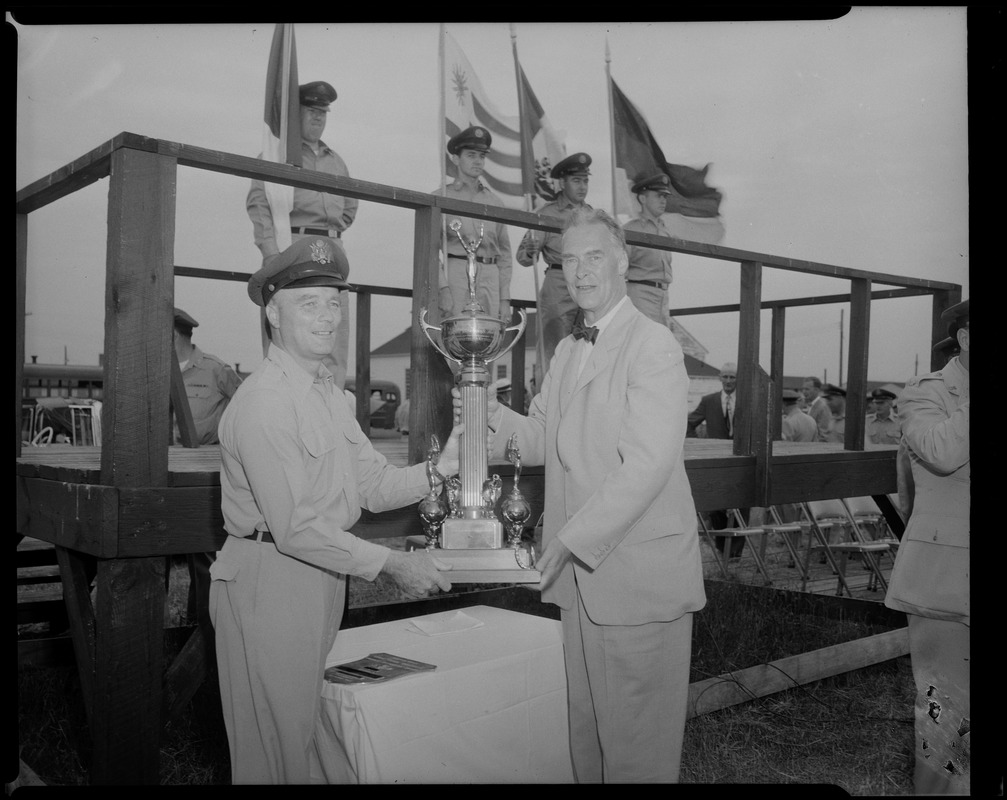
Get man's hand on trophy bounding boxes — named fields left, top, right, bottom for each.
left=382, top=550, right=452, bottom=597
left=436, top=422, right=464, bottom=479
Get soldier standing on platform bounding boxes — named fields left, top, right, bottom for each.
left=516, top=152, right=593, bottom=372
left=866, top=387, right=902, bottom=445
left=623, top=173, right=675, bottom=327
left=433, top=125, right=513, bottom=321
left=247, top=80, right=356, bottom=388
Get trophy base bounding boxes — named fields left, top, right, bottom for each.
left=406, top=536, right=541, bottom=584
left=440, top=517, right=504, bottom=549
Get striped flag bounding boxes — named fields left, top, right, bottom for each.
left=442, top=30, right=525, bottom=208
left=516, top=63, right=566, bottom=209
left=261, top=23, right=300, bottom=253
left=609, top=76, right=725, bottom=244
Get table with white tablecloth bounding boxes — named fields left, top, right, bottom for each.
left=312, top=605, right=573, bottom=784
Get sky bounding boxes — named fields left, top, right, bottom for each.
left=14, top=10, right=970, bottom=384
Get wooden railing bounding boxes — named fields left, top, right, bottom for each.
left=17, top=131, right=962, bottom=477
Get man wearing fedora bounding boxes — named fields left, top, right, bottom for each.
left=247, top=80, right=355, bottom=387
left=433, top=125, right=513, bottom=322
left=516, top=152, right=594, bottom=373
left=622, top=173, right=676, bottom=327
left=210, top=236, right=461, bottom=784
left=885, top=299, right=969, bottom=794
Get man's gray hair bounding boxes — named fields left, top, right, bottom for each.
left=562, top=207, right=626, bottom=251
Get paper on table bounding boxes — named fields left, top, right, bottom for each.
left=406, top=610, right=485, bottom=636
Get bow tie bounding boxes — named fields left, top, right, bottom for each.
left=572, top=320, right=599, bottom=344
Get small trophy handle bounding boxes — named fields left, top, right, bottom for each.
left=487, top=308, right=529, bottom=364
left=419, top=307, right=461, bottom=365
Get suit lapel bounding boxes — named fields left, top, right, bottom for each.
left=571, top=301, right=636, bottom=398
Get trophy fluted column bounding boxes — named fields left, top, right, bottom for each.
left=458, top=364, right=489, bottom=515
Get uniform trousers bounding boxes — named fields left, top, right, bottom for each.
left=907, top=614, right=970, bottom=795
left=539, top=268, right=579, bottom=372
left=626, top=281, right=669, bottom=328
left=562, top=582, right=693, bottom=783
left=210, top=535, right=346, bottom=784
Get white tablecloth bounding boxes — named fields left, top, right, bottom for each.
left=313, top=605, right=573, bottom=784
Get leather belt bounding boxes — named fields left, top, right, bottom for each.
left=627, top=279, right=667, bottom=290
left=448, top=254, right=498, bottom=265
left=291, top=227, right=341, bottom=238
left=249, top=530, right=275, bottom=544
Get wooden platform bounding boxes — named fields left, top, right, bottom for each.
left=17, top=438, right=899, bottom=552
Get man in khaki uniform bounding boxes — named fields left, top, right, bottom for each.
left=885, top=299, right=969, bottom=794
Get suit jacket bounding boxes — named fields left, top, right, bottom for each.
left=885, top=356, right=969, bottom=624
left=687, top=390, right=732, bottom=439
left=492, top=300, right=706, bottom=625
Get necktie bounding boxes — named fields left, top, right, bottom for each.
left=572, top=320, right=599, bottom=344
left=725, top=394, right=733, bottom=437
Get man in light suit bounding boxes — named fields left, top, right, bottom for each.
left=687, top=363, right=747, bottom=557
left=885, top=298, right=969, bottom=794
left=483, top=208, right=707, bottom=782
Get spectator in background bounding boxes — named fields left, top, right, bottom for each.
left=687, top=363, right=747, bottom=558
left=433, top=126, right=513, bottom=322
left=623, top=173, right=675, bottom=327
left=820, top=383, right=847, bottom=443
left=802, top=376, right=832, bottom=441
left=516, top=153, right=594, bottom=373
left=781, top=388, right=818, bottom=442
left=866, top=387, right=901, bottom=445
left=173, top=308, right=243, bottom=446
left=246, top=81, right=355, bottom=389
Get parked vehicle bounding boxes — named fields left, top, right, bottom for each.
left=344, top=379, right=402, bottom=430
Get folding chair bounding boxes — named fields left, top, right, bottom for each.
left=762, top=505, right=812, bottom=582
left=706, top=509, right=775, bottom=586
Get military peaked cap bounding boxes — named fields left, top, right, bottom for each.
left=173, top=308, right=199, bottom=330
left=822, top=383, right=846, bottom=398
left=551, top=152, right=592, bottom=178
left=447, top=126, right=492, bottom=155
left=940, top=298, right=969, bottom=338
left=248, top=237, right=351, bottom=307
left=871, top=388, right=897, bottom=401
left=300, top=81, right=337, bottom=109
left=632, top=172, right=672, bottom=195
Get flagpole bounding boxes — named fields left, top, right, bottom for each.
left=437, top=24, right=448, bottom=308
left=605, top=38, right=618, bottom=219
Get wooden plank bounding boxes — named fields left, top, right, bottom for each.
left=54, top=546, right=97, bottom=724
left=768, top=453, right=897, bottom=503
left=769, top=306, right=786, bottom=442
left=116, top=486, right=227, bottom=556
left=17, top=477, right=118, bottom=556
left=161, top=627, right=209, bottom=723
left=354, top=291, right=373, bottom=431
left=170, top=350, right=198, bottom=448
left=687, top=627, right=909, bottom=718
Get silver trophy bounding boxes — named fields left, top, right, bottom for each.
left=417, top=435, right=449, bottom=550
left=419, top=219, right=528, bottom=553
left=501, top=434, right=536, bottom=569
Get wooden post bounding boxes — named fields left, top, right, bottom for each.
left=845, top=278, right=870, bottom=451
left=354, top=290, right=373, bottom=431
left=408, top=205, right=454, bottom=466
left=769, top=306, right=786, bottom=442
left=17, top=212, right=27, bottom=455
left=509, top=306, right=527, bottom=413
left=89, top=146, right=176, bottom=784
left=735, top=261, right=762, bottom=456
left=930, top=288, right=962, bottom=372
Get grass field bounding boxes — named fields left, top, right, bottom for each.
left=16, top=554, right=917, bottom=789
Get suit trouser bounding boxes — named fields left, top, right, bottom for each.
left=561, top=584, right=693, bottom=783
left=907, top=614, right=970, bottom=795
left=209, top=535, right=345, bottom=784
left=539, top=269, right=579, bottom=374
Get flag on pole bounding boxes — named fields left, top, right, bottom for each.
left=261, top=23, right=300, bottom=253
left=516, top=64, right=566, bottom=208
left=609, top=76, right=725, bottom=244
left=442, top=30, right=525, bottom=208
